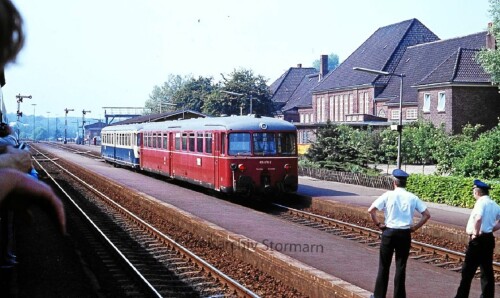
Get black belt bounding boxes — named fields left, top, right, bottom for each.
left=469, top=232, right=493, bottom=240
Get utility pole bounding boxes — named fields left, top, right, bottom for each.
left=64, top=108, right=74, bottom=144
left=15, top=94, right=31, bottom=139
left=82, top=110, right=91, bottom=145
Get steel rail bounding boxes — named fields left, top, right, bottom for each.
left=272, top=203, right=500, bottom=274
left=32, top=145, right=259, bottom=298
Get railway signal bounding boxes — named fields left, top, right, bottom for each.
left=64, top=108, right=74, bottom=144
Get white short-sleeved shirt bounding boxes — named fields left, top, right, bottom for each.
left=466, top=195, right=500, bottom=234
left=370, top=187, right=427, bottom=229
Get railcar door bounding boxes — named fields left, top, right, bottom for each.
left=168, top=132, right=173, bottom=177
left=213, top=132, right=220, bottom=190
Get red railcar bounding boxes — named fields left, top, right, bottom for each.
left=139, top=115, right=298, bottom=195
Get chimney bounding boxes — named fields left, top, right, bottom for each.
left=486, top=22, right=497, bottom=50
left=297, top=63, right=302, bottom=68
left=319, top=54, right=328, bottom=81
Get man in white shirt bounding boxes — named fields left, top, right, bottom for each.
left=455, top=179, right=500, bottom=298
left=368, top=169, right=431, bottom=298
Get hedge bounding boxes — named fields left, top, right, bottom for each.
left=406, top=175, right=500, bottom=208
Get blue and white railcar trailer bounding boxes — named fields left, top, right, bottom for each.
left=100, top=123, right=143, bottom=168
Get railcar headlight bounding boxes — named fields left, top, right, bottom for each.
left=238, top=164, right=246, bottom=172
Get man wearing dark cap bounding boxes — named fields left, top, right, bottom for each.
left=455, top=179, right=500, bottom=298
left=368, top=169, right=431, bottom=298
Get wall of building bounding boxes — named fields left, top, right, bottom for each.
left=418, top=85, right=500, bottom=133
left=451, top=86, right=500, bottom=133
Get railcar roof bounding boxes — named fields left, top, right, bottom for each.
left=101, top=123, right=144, bottom=132
left=138, top=115, right=297, bottom=132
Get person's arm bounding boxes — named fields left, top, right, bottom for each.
left=0, top=146, right=32, bottom=172
left=471, top=214, right=482, bottom=237
left=493, top=220, right=500, bottom=232
left=411, top=209, right=431, bottom=232
left=368, top=205, right=385, bottom=229
left=0, top=168, right=66, bottom=233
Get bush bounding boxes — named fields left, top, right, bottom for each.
left=407, top=174, right=500, bottom=208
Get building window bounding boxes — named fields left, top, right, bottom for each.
left=348, top=94, right=354, bottom=114
left=358, top=94, right=364, bottom=114
left=321, top=97, right=326, bottom=122
left=316, top=97, right=324, bottom=123
left=364, top=92, right=370, bottom=115
left=300, top=114, right=304, bottom=123
left=406, top=108, right=417, bottom=120
left=341, top=94, right=349, bottom=121
left=335, top=96, right=339, bottom=121
left=329, top=96, right=334, bottom=121
left=391, top=109, right=400, bottom=120
left=423, top=93, right=430, bottom=112
left=437, top=92, right=446, bottom=112
left=304, top=114, right=309, bottom=123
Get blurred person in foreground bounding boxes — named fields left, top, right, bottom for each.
left=368, top=169, right=431, bottom=298
left=454, top=179, right=500, bottom=298
left=0, top=0, right=66, bottom=247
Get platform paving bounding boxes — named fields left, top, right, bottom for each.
left=37, top=143, right=491, bottom=297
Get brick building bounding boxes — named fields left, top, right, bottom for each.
left=270, top=19, right=499, bottom=146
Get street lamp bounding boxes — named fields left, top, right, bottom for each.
left=353, top=67, right=405, bottom=169
left=31, top=104, right=36, bottom=141
left=221, top=90, right=253, bottom=114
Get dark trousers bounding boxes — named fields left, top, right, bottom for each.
left=455, top=233, right=495, bottom=298
left=373, top=228, right=411, bottom=298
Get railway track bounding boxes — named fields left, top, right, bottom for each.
left=270, top=202, right=500, bottom=283
left=31, top=145, right=259, bottom=297
left=37, top=141, right=101, bottom=159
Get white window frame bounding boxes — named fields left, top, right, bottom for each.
left=391, top=109, right=400, bottom=120
left=364, top=92, right=370, bottom=115
left=406, top=108, right=418, bottom=120
left=423, top=93, right=431, bottom=112
left=437, top=92, right=446, bottom=112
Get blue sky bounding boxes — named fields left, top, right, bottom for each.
left=2, top=0, right=491, bottom=121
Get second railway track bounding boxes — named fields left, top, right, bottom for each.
left=268, top=202, right=500, bottom=284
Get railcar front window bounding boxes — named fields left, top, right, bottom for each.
left=228, top=133, right=251, bottom=155
left=253, top=132, right=277, bottom=155
left=277, top=132, right=297, bottom=155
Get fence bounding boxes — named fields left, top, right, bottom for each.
left=298, top=167, right=393, bottom=190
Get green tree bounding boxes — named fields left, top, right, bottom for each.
left=402, top=121, right=444, bottom=166
left=170, top=76, right=217, bottom=112
left=312, top=53, right=340, bottom=72
left=145, top=74, right=191, bottom=114
left=203, top=69, right=274, bottom=116
left=305, top=122, right=374, bottom=172
left=477, top=0, right=500, bottom=85
left=451, top=122, right=500, bottom=178
left=434, top=123, right=482, bottom=175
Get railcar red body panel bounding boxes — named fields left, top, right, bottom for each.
left=107, top=115, right=298, bottom=196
